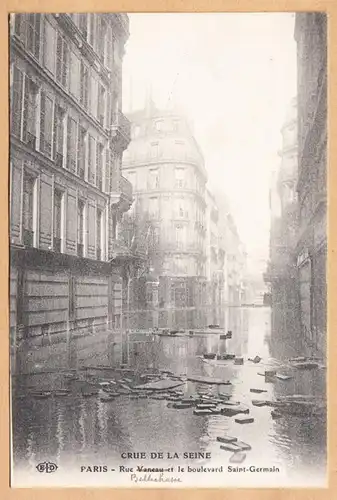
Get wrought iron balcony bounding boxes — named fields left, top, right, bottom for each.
left=110, top=175, right=133, bottom=212
left=111, top=111, right=131, bottom=149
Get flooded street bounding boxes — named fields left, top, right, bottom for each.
left=12, top=307, right=326, bottom=487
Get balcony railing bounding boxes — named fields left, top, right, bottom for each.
left=119, top=176, right=132, bottom=201
left=23, top=229, right=34, bottom=247
left=54, top=237, right=61, bottom=253
left=111, top=111, right=131, bottom=145
left=77, top=243, right=84, bottom=257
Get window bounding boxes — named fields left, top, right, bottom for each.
left=153, top=227, right=160, bottom=246
left=77, top=127, right=86, bottom=179
left=68, top=276, right=76, bottom=321
left=39, top=92, right=53, bottom=157
left=175, top=225, right=183, bottom=249
left=127, top=171, right=136, bottom=189
left=80, top=62, right=90, bottom=109
left=173, top=119, right=180, bottom=132
left=22, top=76, right=38, bottom=148
left=176, top=198, right=185, bottom=218
left=11, top=67, right=24, bottom=138
left=77, top=200, right=85, bottom=256
left=43, top=19, right=56, bottom=74
left=53, top=189, right=63, bottom=252
left=105, top=27, right=113, bottom=69
left=23, top=173, right=36, bottom=246
left=148, top=169, right=159, bottom=189
left=53, top=105, right=65, bottom=167
left=56, top=34, right=69, bottom=88
left=78, top=14, right=88, bottom=39
left=13, top=14, right=26, bottom=40
left=69, top=50, right=80, bottom=98
left=97, top=17, right=107, bottom=62
left=97, top=84, right=106, bottom=126
left=151, top=143, right=159, bottom=158
left=175, top=168, right=185, bottom=188
left=67, top=117, right=77, bottom=173
left=26, top=14, right=41, bottom=59
left=133, top=125, right=140, bottom=139
left=149, top=197, right=159, bottom=219
left=88, top=14, right=95, bottom=47
left=88, top=135, right=96, bottom=185
left=155, top=120, right=163, bottom=131
left=96, top=143, right=104, bottom=190
left=175, top=141, right=184, bottom=159
left=112, top=214, right=117, bottom=240
left=96, top=208, right=103, bottom=260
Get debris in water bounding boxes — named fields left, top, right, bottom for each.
left=194, top=408, right=213, bottom=416
left=252, top=400, right=268, bottom=407
left=234, top=416, right=255, bottom=424
left=234, top=357, right=244, bottom=365
left=275, top=373, right=293, bottom=381
left=250, top=388, right=267, bottom=394
left=217, top=436, right=238, bottom=444
left=229, top=452, right=246, bottom=464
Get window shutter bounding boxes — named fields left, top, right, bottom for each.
left=11, top=67, right=24, bottom=138
left=43, top=19, right=56, bottom=74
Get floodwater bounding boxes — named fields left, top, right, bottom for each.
left=11, top=307, right=327, bottom=487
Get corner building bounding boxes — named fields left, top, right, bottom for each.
left=123, top=103, right=208, bottom=329
left=9, top=13, right=132, bottom=372
left=294, top=13, right=327, bottom=356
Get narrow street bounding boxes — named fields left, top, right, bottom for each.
left=12, top=306, right=326, bottom=487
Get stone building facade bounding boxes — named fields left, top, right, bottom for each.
left=294, top=13, right=327, bottom=356
left=265, top=98, right=300, bottom=334
left=9, top=13, right=132, bottom=373
left=122, top=102, right=208, bottom=329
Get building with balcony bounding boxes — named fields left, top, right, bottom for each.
left=264, top=98, right=300, bottom=336
left=122, top=100, right=208, bottom=329
left=294, top=13, right=327, bottom=356
left=9, top=13, right=132, bottom=372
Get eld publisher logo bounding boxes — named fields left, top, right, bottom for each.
left=36, top=462, right=58, bottom=473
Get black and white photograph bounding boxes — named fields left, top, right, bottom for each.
left=9, top=12, right=327, bottom=488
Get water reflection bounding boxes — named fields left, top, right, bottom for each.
left=12, top=306, right=326, bottom=484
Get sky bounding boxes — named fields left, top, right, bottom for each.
left=122, top=13, right=297, bottom=271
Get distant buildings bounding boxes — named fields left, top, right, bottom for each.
left=122, top=100, right=246, bottom=329
left=294, top=13, right=327, bottom=356
left=9, top=13, right=132, bottom=372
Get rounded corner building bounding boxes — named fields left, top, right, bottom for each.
left=122, top=98, right=208, bottom=329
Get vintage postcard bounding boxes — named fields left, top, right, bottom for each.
left=8, top=11, right=327, bottom=488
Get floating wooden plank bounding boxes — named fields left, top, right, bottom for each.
left=234, top=357, right=244, bottom=365
left=217, top=436, right=238, bottom=444
left=194, top=409, right=213, bottom=415
left=229, top=453, right=246, bottom=464
left=236, top=441, right=252, bottom=451
left=250, top=388, right=267, bottom=393
left=188, top=376, right=232, bottom=385
left=134, top=379, right=184, bottom=391
left=293, top=362, right=319, bottom=370
left=275, top=373, right=293, bottom=381
left=235, top=416, right=255, bottom=424
left=172, top=402, right=194, bottom=409
left=252, top=400, right=268, bottom=407
left=220, top=443, right=243, bottom=453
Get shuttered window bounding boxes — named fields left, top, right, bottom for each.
left=22, top=76, right=38, bottom=147
left=39, top=92, right=53, bottom=157
left=26, top=14, right=41, bottom=59
left=67, top=117, right=77, bottom=173
left=56, top=33, right=69, bottom=88
left=11, top=67, right=24, bottom=138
